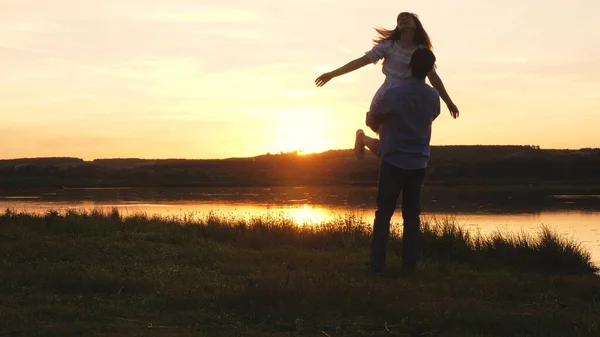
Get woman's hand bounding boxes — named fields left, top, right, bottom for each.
left=447, top=102, right=459, bottom=119
left=427, top=71, right=459, bottom=119
left=315, top=56, right=370, bottom=87
left=315, top=72, right=334, bottom=87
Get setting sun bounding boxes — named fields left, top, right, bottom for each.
left=267, top=108, right=336, bottom=155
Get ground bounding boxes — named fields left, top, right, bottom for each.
left=1, top=211, right=598, bottom=336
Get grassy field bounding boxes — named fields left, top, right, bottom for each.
left=1, top=209, right=599, bottom=336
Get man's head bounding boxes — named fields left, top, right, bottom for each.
left=410, top=48, right=436, bottom=79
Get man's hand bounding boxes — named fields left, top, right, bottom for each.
left=315, top=72, right=333, bottom=87
left=365, top=111, right=379, bottom=133
left=447, top=102, right=459, bottom=118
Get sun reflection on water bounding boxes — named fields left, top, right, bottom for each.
left=285, top=204, right=331, bottom=226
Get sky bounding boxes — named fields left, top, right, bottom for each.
left=1, top=0, right=599, bottom=160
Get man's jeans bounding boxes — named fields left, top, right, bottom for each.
left=370, top=160, right=426, bottom=272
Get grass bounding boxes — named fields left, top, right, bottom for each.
left=0, top=208, right=599, bottom=336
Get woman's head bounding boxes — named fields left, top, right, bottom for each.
left=397, top=12, right=417, bottom=30
left=373, top=12, right=432, bottom=49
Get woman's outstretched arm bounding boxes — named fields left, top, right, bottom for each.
left=428, top=70, right=459, bottom=118
left=315, top=56, right=372, bottom=87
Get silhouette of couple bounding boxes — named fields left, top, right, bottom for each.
left=315, top=12, right=459, bottom=273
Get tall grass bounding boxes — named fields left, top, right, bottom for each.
left=419, top=217, right=598, bottom=274
left=1, top=208, right=597, bottom=275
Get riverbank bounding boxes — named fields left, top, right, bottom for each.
left=1, top=210, right=598, bottom=336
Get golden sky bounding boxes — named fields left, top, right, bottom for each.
left=1, top=0, right=599, bottom=159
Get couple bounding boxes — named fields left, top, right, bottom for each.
left=315, top=12, right=456, bottom=273
left=366, top=48, right=439, bottom=273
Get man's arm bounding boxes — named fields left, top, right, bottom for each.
left=366, top=91, right=396, bottom=130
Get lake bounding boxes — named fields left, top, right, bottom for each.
left=1, top=186, right=599, bottom=264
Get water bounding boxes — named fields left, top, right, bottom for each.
left=1, top=186, right=599, bottom=264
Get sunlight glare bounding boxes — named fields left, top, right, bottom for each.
left=287, top=204, right=330, bottom=226
left=269, top=108, right=333, bottom=155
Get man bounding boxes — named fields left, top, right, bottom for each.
left=366, top=48, right=441, bottom=273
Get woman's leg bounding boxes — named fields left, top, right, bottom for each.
left=362, top=133, right=380, bottom=156
left=354, top=130, right=366, bottom=159
left=355, top=129, right=380, bottom=159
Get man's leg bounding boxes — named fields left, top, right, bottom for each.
left=400, top=168, right=426, bottom=271
left=370, top=161, right=402, bottom=273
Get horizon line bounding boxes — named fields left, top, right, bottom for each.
left=1, top=145, right=599, bottom=162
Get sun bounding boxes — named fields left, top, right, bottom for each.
left=268, top=108, right=333, bottom=155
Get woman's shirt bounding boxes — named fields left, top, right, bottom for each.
left=365, top=40, right=435, bottom=83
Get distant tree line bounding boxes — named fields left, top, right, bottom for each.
left=0, top=146, right=599, bottom=189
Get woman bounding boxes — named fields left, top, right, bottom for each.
left=315, top=12, right=459, bottom=158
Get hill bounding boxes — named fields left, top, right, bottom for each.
left=1, top=146, right=599, bottom=189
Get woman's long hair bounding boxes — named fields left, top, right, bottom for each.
left=373, top=12, right=432, bottom=49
